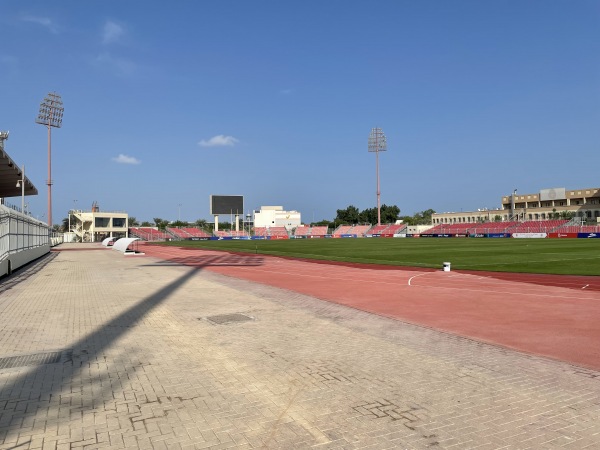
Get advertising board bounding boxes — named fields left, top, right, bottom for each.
left=548, top=233, right=578, bottom=239
left=511, top=233, right=547, bottom=238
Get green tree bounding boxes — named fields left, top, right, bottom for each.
left=380, top=204, right=401, bottom=223
left=128, top=216, right=140, bottom=226
left=140, top=221, right=153, bottom=227
left=335, top=205, right=360, bottom=224
left=153, top=217, right=169, bottom=230
left=195, top=219, right=208, bottom=229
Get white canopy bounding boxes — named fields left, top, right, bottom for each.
left=101, top=237, right=117, bottom=246
left=112, top=237, right=141, bottom=253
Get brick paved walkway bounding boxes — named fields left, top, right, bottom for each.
left=0, top=244, right=598, bottom=449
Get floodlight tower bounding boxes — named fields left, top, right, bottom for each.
left=368, top=127, right=387, bottom=226
left=36, top=92, right=64, bottom=227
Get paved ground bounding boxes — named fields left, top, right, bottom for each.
left=0, top=243, right=599, bottom=449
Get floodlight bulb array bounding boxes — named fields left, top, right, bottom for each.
left=368, top=127, right=387, bottom=153
left=35, top=92, right=64, bottom=128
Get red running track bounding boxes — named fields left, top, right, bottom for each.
left=141, top=244, right=600, bottom=371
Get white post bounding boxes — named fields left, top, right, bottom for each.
left=21, top=164, right=25, bottom=214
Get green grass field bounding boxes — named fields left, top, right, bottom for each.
left=156, top=238, right=600, bottom=276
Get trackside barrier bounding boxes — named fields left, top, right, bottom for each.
left=548, top=233, right=579, bottom=239
left=512, top=233, right=547, bottom=238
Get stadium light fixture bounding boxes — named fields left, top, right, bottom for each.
left=36, top=92, right=64, bottom=228
left=368, top=127, right=387, bottom=226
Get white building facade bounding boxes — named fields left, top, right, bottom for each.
left=253, top=206, right=301, bottom=230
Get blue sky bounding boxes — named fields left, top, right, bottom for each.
left=1, top=1, right=599, bottom=224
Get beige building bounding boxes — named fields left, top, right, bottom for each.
left=432, top=187, right=600, bottom=225
left=70, top=204, right=128, bottom=242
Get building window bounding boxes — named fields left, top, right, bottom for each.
left=113, top=218, right=126, bottom=228
left=95, top=217, right=110, bottom=227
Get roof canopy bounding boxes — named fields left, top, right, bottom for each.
left=0, top=148, right=38, bottom=198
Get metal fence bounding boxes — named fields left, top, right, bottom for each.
left=1, top=205, right=56, bottom=276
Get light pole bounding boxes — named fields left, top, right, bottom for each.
left=511, top=189, right=517, bottom=220
left=15, top=165, right=25, bottom=214
left=368, top=127, right=387, bottom=226
left=36, top=92, right=64, bottom=228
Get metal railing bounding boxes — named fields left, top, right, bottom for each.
left=1, top=206, right=55, bottom=275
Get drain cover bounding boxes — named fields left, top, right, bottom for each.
left=0, top=351, right=68, bottom=369
left=205, top=313, right=254, bottom=325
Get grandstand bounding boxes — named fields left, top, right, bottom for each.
left=350, top=225, right=372, bottom=236
left=508, top=220, right=568, bottom=234
left=165, top=227, right=212, bottom=239
left=293, top=226, right=310, bottom=237
left=368, top=223, right=407, bottom=235
left=214, top=230, right=249, bottom=237
left=310, top=226, right=329, bottom=236
left=386, top=224, right=406, bottom=234
left=166, top=227, right=189, bottom=239
left=253, top=227, right=269, bottom=236
left=129, top=227, right=171, bottom=241
left=268, top=227, right=289, bottom=237
left=181, top=227, right=211, bottom=238
left=333, top=225, right=353, bottom=236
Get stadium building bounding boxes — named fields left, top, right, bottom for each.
left=432, top=187, right=600, bottom=225
left=253, top=206, right=301, bottom=231
left=69, top=202, right=129, bottom=243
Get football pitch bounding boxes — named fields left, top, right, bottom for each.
left=157, top=238, right=600, bottom=276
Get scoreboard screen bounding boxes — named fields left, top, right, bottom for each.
left=210, top=195, right=244, bottom=215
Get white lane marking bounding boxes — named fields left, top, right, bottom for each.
left=408, top=272, right=431, bottom=286
left=582, top=284, right=589, bottom=290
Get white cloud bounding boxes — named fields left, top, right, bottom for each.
left=102, top=20, right=124, bottom=45
left=21, top=15, right=59, bottom=34
left=94, top=52, right=135, bottom=76
left=112, top=154, right=140, bottom=165
left=198, top=135, right=240, bottom=147
left=280, top=88, right=293, bottom=95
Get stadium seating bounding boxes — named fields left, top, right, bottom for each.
left=181, top=227, right=211, bottom=238
left=350, top=225, right=372, bottom=236
left=556, top=225, right=600, bottom=233
left=468, top=222, right=516, bottom=234
left=294, top=226, right=310, bottom=236
left=269, top=227, right=289, bottom=237
left=368, top=225, right=388, bottom=234
left=214, top=230, right=249, bottom=237
left=386, top=224, right=406, bottom=234
left=508, top=220, right=568, bottom=234
left=310, top=226, right=329, bottom=236
left=333, top=225, right=353, bottom=236
left=253, top=227, right=269, bottom=236
left=166, top=227, right=189, bottom=239
left=129, top=227, right=170, bottom=241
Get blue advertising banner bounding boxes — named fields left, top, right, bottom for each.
left=578, top=232, right=600, bottom=238
left=251, top=236, right=267, bottom=240
left=488, top=233, right=510, bottom=238
left=340, top=234, right=357, bottom=238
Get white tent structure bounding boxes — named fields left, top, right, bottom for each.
left=101, top=237, right=117, bottom=246
left=112, top=237, right=144, bottom=255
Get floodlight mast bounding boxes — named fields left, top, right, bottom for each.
left=368, top=127, right=387, bottom=226
left=35, top=92, right=64, bottom=227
